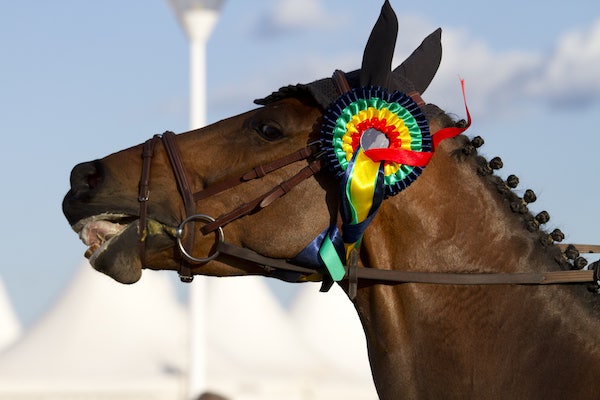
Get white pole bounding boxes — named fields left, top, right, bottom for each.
left=185, top=9, right=219, bottom=400
left=189, top=39, right=208, bottom=129
left=188, top=282, right=207, bottom=400
left=167, top=4, right=222, bottom=399
left=184, top=8, right=219, bottom=128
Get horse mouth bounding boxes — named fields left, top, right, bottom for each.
left=72, top=214, right=145, bottom=283
left=71, top=214, right=177, bottom=283
left=73, top=214, right=137, bottom=263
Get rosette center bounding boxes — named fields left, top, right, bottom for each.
left=360, top=128, right=390, bottom=151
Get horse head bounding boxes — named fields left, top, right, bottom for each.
left=62, top=1, right=459, bottom=285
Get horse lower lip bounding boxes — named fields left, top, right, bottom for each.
left=84, top=222, right=144, bottom=284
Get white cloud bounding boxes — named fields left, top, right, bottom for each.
left=526, top=19, right=600, bottom=108
left=426, top=27, right=543, bottom=118
left=207, top=51, right=359, bottom=122
left=209, top=12, right=600, bottom=124
left=255, top=0, right=344, bottom=36
left=271, top=0, right=326, bottom=28
left=406, top=16, right=600, bottom=119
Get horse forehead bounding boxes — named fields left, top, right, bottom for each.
left=256, top=97, right=321, bottom=124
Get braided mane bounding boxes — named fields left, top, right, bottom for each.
left=428, top=109, right=591, bottom=272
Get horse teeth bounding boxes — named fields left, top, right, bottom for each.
left=79, top=219, right=128, bottom=258
left=85, top=243, right=100, bottom=258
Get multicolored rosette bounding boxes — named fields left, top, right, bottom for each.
left=320, top=86, right=432, bottom=198
left=314, top=86, right=435, bottom=282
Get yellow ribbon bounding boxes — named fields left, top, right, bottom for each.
left=348, top=149, right=381, bottom=223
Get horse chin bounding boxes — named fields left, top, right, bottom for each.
left=88, top=222, right=143, bottom=284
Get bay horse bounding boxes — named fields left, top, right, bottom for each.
left=62, top=1, right=600, bottom=398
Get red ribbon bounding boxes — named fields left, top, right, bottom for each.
left=432, top=79, right=471, bottom=148
left=363, top=147, right=432, bottom=166
left=364, top=79, right=471, bottom=167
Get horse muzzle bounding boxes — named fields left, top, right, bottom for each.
left=63, top=158, right=177, bottom=283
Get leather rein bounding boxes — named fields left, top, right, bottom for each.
left=137, top=131, right=600, bottom=296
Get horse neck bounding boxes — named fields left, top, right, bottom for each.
left=351, top=136, right=600, bottom=398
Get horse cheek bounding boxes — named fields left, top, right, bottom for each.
left=241, top=181, right=330, bottom=258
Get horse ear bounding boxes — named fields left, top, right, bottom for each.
left=360, top=0, right=398, bottom=88
left=393, top=28, right=442, bottom=94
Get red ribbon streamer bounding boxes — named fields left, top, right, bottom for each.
left=432, top=79, right=471, bottom=148
left=364, top=79, right=471, bottom=167
left=363, top=147, right=432, bottom=166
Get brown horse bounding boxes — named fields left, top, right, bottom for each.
left=62, top=2, right=600, bottom=399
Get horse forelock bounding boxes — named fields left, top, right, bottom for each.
left=254, top=69, right=420, bottom=111
left=254, top=73, right=356, bottom=111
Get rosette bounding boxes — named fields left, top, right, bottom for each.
left=320, top=86, right=432, bottom=197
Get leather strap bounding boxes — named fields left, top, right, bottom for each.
left=353, top=268, right=594, bottom=286
left=160, top=131, right=196, bottom=281
left=217, top=241, right=316, bottom=276
left=200, top=160, right=322, bottom=235
left=406, top=90, right=426, bottom=107
left=332, top=70, right=352, bottom=95
left=557, top=244, right=600, bottom=253
left=138, top=135, right=160, bottom=267
left=162, top=132, right=196, bottom=217
left=217, top=238, right=597, bottom=287
left=194, top=146, right=316, bottom=201
left=347, top=249, right=359, bottom=300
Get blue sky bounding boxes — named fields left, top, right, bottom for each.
left=1, top=0, right=599, bottom=327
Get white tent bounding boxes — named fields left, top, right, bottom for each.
left=0, top=264, right=378, bottom=400
left=0, top=277, right=21, bottom=353
left=205, top=276, right=328, bottom=399
left=205, top=277, right=378, bottom=400
left=0, top=261, right=187, bottom=400
left=290, top=283, right=378, bottom=398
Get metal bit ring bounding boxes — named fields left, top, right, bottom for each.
left=175, top=214, right=224, bottom=263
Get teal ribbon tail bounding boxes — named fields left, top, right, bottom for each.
left=318, top=234, right=346, bottom=281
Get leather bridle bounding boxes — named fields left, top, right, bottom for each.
left=138, top=131, right=323, bottom=282
left=135, top=129, right=600, bottom=298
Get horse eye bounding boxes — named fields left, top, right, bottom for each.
left=256, top=123, right=284, bottom=141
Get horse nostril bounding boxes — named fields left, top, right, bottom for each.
left=87, top=170, right=102, bottom=189
left=70, top=161, right=104, bottom=196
